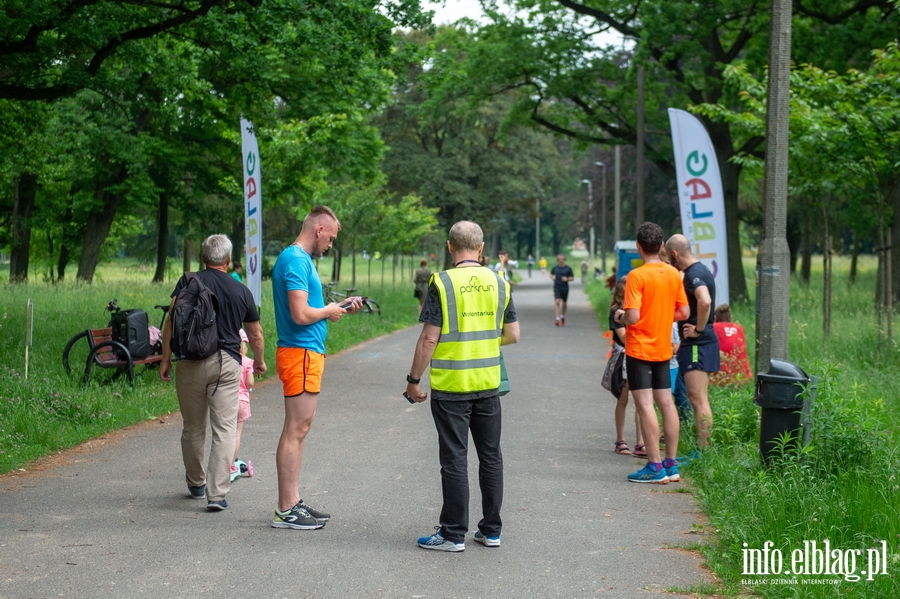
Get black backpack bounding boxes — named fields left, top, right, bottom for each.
left=170, top=272, right=221, bottom=361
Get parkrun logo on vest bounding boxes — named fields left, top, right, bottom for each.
left=459, top=275, right=496, bottom=295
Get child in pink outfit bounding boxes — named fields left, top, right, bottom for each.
left=231, top=329, right=255, bottom=480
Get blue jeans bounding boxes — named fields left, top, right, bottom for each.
left=430, top=395, right=503, bottom=543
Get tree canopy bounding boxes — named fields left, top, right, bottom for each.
left=442, top=0, right=898, bottom=300
left=1, top=0, right=430, bottom=282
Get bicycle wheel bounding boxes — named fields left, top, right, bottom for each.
left=362, top=299, right=381, bottom=315
left=83, top=340, right=132, bottom=388
left=62, top=331, right=90, bottom=375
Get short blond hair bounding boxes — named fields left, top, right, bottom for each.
left=302, top=205, right=341, bottom=231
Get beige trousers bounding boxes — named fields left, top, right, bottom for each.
left=175, top=351, right=242, bottom=501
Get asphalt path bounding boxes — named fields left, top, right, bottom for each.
left=0, top=270, right=711, bottom=599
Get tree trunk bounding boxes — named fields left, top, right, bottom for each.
left=636, top=64, right=645, bottom=225
left=76, top=174, right=125, bottom=283
left=57, top=243, right=70, bottom=282
left=443, top=245, right=453, bottom=270
left=823, top=219, right=831, bottom=339
left=786, top=212, right=802, bottom=274
left=800, top=214, right=812, bottom=285
left=44, top=230, right=54, bottom=282
left=331, top=248, right=341, bottom=283
left=231, top=215, right=245, bottom=270
left=183, top=238, right=193, bottom=272
left=849, top=231, right=860, bottom=284
left=887, top=177, right=900, bottom=304
left=351, top=246, right=357, bottom=289
left=706, top=119, right=749, bottom=303
left=877, top=216, right=886, bottom=361
left=75, top=109, right=152, bottom=283
left=392, top=254, right=397, bottom=286
left=887, top=226, right=893, bottom=347
left=153, top=192, right=169, bottom=283
left=10, top=172, right=38, bottom=283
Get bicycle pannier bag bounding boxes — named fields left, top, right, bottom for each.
left=170, top=273, right=221, bottom=360
left=111, top=309, right=151, bottom=360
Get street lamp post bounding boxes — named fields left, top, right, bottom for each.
left=594, top=161, right=607, bottom=275
left=580, top=179, right=595, bottom=271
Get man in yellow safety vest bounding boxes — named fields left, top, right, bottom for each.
left=405, top=220, right=520, bottom=552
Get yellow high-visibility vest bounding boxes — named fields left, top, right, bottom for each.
left=430, top=266, right=510, bottom=393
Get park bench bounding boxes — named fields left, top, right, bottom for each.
left=62, top=303, right=169, bottom=388
left=62, top=327, right=163, bottom=388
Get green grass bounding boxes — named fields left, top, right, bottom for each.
left=586, top=255, right=900, bottom=597
left=0, top=255, right=423, bottom=473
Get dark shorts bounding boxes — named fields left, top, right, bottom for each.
left=626, top=356, right=671, bottom=391
left=554, top=288, right=569, bottom=301
left=677, top=342, right=720, bottom=374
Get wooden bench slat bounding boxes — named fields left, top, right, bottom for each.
left=86, top=327, right=163, bottom=368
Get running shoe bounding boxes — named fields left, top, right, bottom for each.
left=272, top=503, right=326, bottom=530
left=473, top=531, right=501, bottom=547
left=417, top=527, right=464, bottom=552
left=296, top=500, right=330, bottom=521
left=665, top=464, right=681, bottom=482
left=627, top=465, right=669, bottom=484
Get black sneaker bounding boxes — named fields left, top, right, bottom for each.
left=188, top=484, right=206, bottom=500
left=272, top=503, right=326, bottom=530
left=297, top=500, right=330, bottom=521
left=207, top=499, right=228, bottom=511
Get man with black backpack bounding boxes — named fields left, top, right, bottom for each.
left=159, top=234, right=266, bottom=511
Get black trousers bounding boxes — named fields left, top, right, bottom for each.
left=430, top=395, right=504, bottom=543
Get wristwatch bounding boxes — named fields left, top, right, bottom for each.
left=406, top=374, right=420, bottom=384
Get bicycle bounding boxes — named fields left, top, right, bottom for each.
left=62, top=299, right=171, bottom=387
left=322, top=282, right=381, bottom=315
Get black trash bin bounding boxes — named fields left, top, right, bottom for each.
left=754, top=359, right=817, bottom=465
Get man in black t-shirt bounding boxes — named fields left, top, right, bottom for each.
left=160, top=234, right=267, bottom=510
left=665, top=234, right=719, bottom=449
left=549, top=254, right=575, bottom=326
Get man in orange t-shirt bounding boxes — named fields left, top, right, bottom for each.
left=613, top=223, right=689, bottom=484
